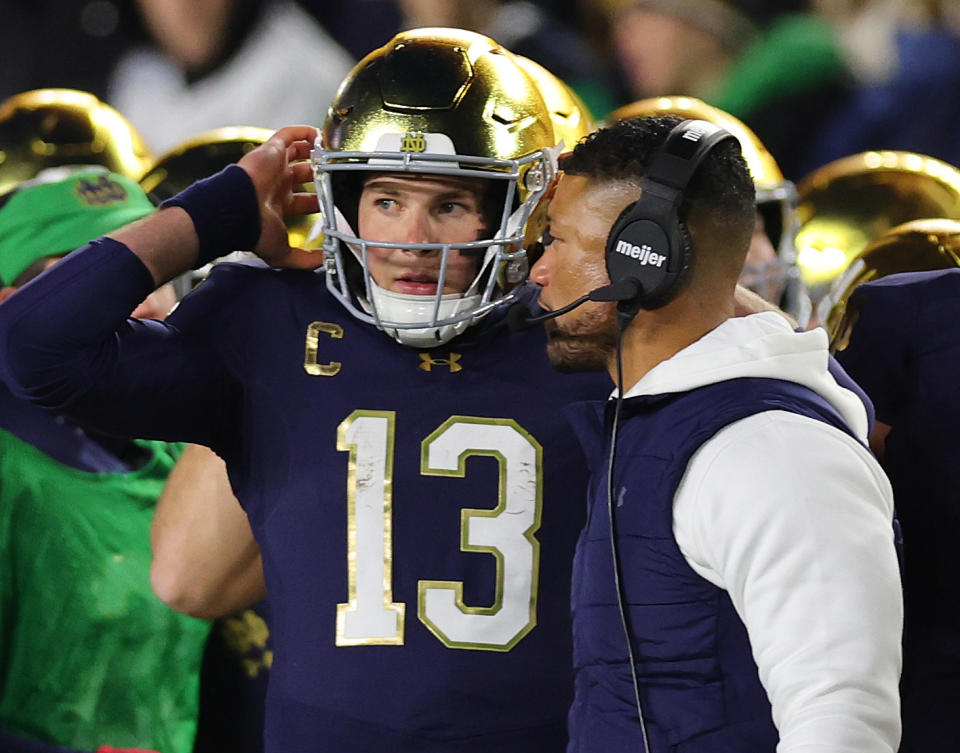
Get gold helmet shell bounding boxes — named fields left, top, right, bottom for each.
left=312, top=28, right=558, bottom=346
left=0, top=89, right=153, bottom=196
left=512, top=58, right=593, bottom=266
left=319, top=28, right=553, bottom=199
left=515, top=56, right=595, bottom=153
left=796, top=151, right=960, bottom=294
left=827, top=218, right=960, bottom=349
left=139, top=126, right=318, bottom=249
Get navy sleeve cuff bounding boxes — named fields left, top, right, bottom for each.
left=160, top=163, right=262, bottom=268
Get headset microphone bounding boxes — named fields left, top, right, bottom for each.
left=507, top=278, right=643, bottom=331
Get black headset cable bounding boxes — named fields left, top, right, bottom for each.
left=607, top=315, right=652, bottom=753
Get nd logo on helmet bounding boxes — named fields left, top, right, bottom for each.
left=400, top=132, right=427, bottom=153
left=75, top=175, right=128, bottom=206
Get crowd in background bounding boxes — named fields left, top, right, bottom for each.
left=2, top=0, right=960, bottom=177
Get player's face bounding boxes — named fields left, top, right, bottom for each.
left=529, top=173, right=627, bottom=372
left=357, top=174, right=487, bottom=296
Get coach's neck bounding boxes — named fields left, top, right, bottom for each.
left=609, top=282, right=735, bottom=391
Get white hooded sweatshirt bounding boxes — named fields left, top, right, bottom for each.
left=623, top=312, right=902, bottom=753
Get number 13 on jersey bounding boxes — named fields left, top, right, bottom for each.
left=336, top=410, right=544, bottom=652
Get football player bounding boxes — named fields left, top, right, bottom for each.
left=0, top=29, right=609, bottom=753
left=146, top=56, right=597, bottom=753
left=829, top=221, right=960, bottom=753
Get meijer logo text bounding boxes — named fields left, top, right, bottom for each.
left=615, top=239, right=665, bottom=267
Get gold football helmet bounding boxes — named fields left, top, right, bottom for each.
left=827, top=218, right=960, bottom=350
left=139, top=126, right=272, bottom=203
left=0, top=89, right=153, bottom=196
left=515, top=56, right=595, bottom=153
left=312, top=28, right=557, bottom=346
left=796, top=151, right=960, bottom=317
left=607, top=96, right=807, bottom=322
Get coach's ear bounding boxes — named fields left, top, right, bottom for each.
left=0, top=286, right=17, bottom=303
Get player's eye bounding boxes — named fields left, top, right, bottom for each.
left=438, top=201, right=471, bottom=215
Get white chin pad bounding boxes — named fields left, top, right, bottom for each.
left=368, top=283, right=481, bottom=346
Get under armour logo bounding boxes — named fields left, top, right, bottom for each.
left=400, top=132, right=427, bottom=153
left=419, top=352, right=462, bottom=373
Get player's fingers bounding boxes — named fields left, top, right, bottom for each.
left=270, top=125, right=318, bottom=149
left=279, top=246, right=325, bottom=270
left=295, top=139, right=316, bottom=160
left=287, top=193, right=320, bottom=217
left=286, top=141, right=314, bottom=164
left=288, top=161, right=315, bottom=185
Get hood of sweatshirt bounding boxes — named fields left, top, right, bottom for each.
left=622, top=312, right=869, bottom=441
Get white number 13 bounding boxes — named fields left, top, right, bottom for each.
left=336, top=411, right=543, bottom=652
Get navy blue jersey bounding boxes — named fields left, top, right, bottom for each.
left=837, top=269, right=960, bottom=752
left=0, top=380, right=135, bottom=473
left=0, top=241, right=610, bottom=752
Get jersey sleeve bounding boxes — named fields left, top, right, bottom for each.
left=0, top=237, right=242, bottom=450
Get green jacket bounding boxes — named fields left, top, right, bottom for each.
left=0, top=430, right=209, bottom=753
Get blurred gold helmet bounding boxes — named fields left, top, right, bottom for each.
left=796, top=151, right=960, bottom=309
left=827, top=218, right=960, bottom=350
left=312, top=27, right=557, bottom=346
left=515, top=56, right=595, bottom=153
left=140, top=126, right=317, bottom=249
left=608, top=96, right=807, bottom=321
left=139, top=126, right=273, bottom=203
left=140, top=126, right=320, bottom=298
left=0, top=89, right=153, bottom=196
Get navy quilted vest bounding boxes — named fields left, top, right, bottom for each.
left=565, top=377, right=858, bottom=753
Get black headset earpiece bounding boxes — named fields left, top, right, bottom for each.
left=604, top=119, right=737, bottom=323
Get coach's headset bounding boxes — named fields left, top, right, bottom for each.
left=607, top=118, right=736, bottom=320
left=511, top=118, right=737, bottom=331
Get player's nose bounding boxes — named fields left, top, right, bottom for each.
left=403, top=205, right=432, bottom=248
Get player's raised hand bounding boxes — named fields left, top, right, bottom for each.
left=238, top=125, right=322, bottom=270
